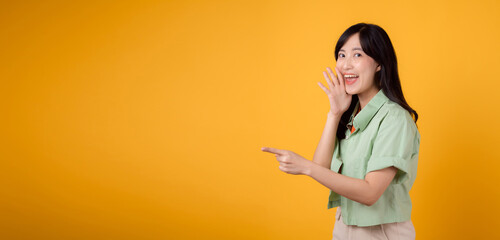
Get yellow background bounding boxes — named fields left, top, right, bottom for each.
left=1, top=0, right=499, bottom=239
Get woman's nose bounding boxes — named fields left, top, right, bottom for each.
left=342, top=56, right=354, bottom=70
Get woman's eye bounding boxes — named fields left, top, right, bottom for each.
left=355, top=53, right=362, bottom=57
left=339, top=53, right=345, bottom=58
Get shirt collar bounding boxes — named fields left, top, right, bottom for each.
left=351, top=89, right=389, bottom=132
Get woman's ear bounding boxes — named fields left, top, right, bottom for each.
left=376, top=64, right=381, bottom=72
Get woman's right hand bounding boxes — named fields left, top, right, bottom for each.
left=318, top=66, right=352, bottom=117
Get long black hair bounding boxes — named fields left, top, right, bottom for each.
left=334, top=23, right=418, bottom=140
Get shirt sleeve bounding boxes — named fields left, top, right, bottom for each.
left=366, top=111, right=418, bottom=184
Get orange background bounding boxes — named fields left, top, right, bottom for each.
left=1, top=0, right=499, bottom=239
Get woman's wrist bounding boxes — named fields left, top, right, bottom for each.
left=305, top=160, right=316, bottom=176
left=327, top=111, right=342, bottom=120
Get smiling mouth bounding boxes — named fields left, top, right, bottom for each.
left=344, top=74, right=358, bottom=85
left=344, top=74, right=359, bottom=78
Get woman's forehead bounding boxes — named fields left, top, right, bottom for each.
left=340, top=33, right=362, bottom=51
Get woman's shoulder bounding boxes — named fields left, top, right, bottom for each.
left=378, top=100, right=412, bottom=119
left=377, top=100, right=418, bottom=131
left=370, top=100, right=421, bottom=147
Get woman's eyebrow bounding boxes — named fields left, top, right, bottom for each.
left=339, top=47, right=363, bottom=52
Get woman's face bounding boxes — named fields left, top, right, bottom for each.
left=336, top=33, right=381, bottom=96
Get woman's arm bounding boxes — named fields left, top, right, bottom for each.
left=312, top=113, right=341, bottom=169
left=261, top=146, right=397, bottom=206
left=314, top=66, right=352, bottom=169
left=307, top=163, right=397, bottom=206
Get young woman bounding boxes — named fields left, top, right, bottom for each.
left=261, top=23, right=420, bottom=239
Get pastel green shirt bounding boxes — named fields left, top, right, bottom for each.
left=327, top=89, right=420, bottom=227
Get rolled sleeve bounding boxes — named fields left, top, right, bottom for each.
left=366, top=112, right=417, bottom=184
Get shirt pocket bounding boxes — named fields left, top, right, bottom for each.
left=342, top=155, right=369, bottom=178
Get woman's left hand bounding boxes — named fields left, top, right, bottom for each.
left=261, top=147, right=313, bottom=175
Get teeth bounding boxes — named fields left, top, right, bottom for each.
left=344, top=74, right=358, bottom=78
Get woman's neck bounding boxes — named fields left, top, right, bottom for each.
left=357, top=87, right=380, bottom=110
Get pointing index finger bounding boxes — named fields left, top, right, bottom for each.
left=261, top=147, right=286, bottom=155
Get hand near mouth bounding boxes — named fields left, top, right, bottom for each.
left=318, top=66, right=352, bottom=117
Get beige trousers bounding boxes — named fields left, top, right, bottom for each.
left=332, top=207, right=416, bottom=240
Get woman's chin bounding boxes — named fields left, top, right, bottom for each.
left=345, top=88, right=357, bottom=95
